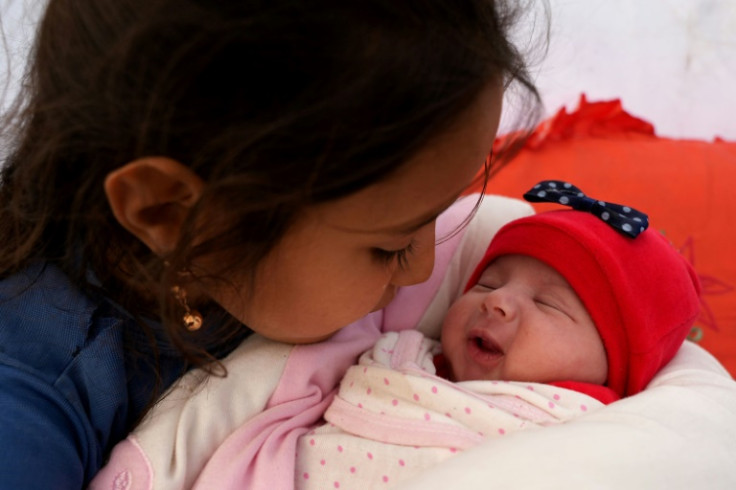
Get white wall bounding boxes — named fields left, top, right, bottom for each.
left=517, top=0, right=736, bottom=140
left=1, top=0, right=42, bottom=115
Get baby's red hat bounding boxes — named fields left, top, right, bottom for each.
left=465, top=210, right=701, bottom=398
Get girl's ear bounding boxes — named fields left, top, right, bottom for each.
left=104, top=157, right=204, bottom=256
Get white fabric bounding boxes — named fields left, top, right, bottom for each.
left=399, top=341, right=736, bottom=489
left=132, top=334, right=293, bottom=487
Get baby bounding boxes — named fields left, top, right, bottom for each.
left=296, top=188, right=701, bottom=488
left=438, top=197, right=701, bottom=402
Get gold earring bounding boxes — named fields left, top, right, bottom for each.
left=171, top=285, right=203, bottom=331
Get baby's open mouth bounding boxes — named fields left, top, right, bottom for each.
left=463, top=329, right=504, bottom=372
left=467, top=329, right=504, bottom=358
left=473, top=335, right=503, bottom=355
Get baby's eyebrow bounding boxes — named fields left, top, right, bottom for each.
left=540, top=282, right=576, bottom=300
left=478, top=267, right=499, bottom=281
left=543, top=283, right=585, bottom=311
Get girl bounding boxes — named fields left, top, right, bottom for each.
left=0, top=0, right=536, bottom=487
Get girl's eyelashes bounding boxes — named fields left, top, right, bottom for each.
left=372, top=241, right=416, bottom=270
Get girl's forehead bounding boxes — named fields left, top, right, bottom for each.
left=310, top=81, right=504, bottom=236
left=309, top=151, right=478, bottom=237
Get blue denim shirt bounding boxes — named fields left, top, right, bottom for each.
left=0, top=262, right=188, bottom=488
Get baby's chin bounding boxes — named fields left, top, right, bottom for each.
left=448, top=361, right=476, bottom=383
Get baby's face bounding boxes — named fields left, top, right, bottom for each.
left=440, top=254, right=607, bottom=384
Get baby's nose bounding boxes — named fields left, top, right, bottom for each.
left=481, top=289, right=517, bottom=321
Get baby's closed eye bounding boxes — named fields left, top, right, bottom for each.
left=535, top=296, right=574, bottom=318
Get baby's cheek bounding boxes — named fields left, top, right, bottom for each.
left=439, top=315, right=464, bottom=359
left=443, top=301, right=472, bottom=335
left=438, top=315, right=455, bottom=348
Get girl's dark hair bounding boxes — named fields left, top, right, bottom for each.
left=0, top=0, right=540, bottom=370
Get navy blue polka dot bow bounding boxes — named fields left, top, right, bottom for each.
left=523, top=180, right=649, bottom=238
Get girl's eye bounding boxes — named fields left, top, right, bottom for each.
left=373, top=241, right=415, bottom=270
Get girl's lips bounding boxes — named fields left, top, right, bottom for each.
left=465, top=328, right=504, bottom=367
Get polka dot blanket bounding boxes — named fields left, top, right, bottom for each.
left=295, top=330, right=603, bottom=489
